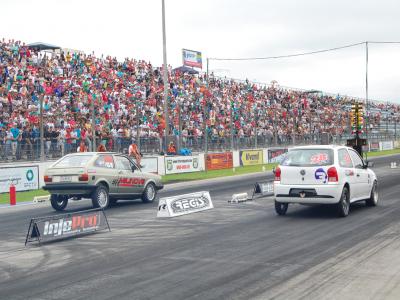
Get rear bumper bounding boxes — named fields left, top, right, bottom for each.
left=43, top=184, right=97, bottom=195
left=274, top=183, right=342, bottom=204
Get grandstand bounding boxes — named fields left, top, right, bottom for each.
left=0, top=38, right=399, bottom=161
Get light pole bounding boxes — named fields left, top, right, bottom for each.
left=39, top=94, right=44, bottom=161
left=90, top=94, right=96, bottom=151
left=161, top=0, right=169, bottom=152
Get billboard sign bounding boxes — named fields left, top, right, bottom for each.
left=165, top=155, right=201, bottom=174
left=0, top=165, right=39, bottom=193
left=182, top=49, right=202, bottom=68
left=239, top=150, right=263, bottom=166
left=206, top=152, right=233, bottom=170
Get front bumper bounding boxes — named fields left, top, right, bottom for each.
left=274, top=183, right=342, bottom=204
left=43, top=183, right=97, bottom=195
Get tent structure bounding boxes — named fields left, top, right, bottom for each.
left=173, top=65, right=199, bottom=74
left=27, top=42, right=61, bottom=51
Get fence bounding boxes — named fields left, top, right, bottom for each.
left=1, top=131, right=399, bottom=163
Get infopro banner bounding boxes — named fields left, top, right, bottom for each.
left=182, top=49, right=202, bottom=68
left=141, top=157, right=158, bottom=174
left=165, top=155, right=201, bottom=174
left=206, top=152, right=233, bottom=170
left=0, top=165, right=39, bottom=193
left=25, top=208, right=110, bottom=245
left=239, top=150, right=263, bottom=166
left=268, top=148, right=288, bottom=163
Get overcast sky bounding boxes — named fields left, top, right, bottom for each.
left=2, top=0, right=400, bottom=102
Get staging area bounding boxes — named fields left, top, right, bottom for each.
left=0, top=154, right=400, bottom=300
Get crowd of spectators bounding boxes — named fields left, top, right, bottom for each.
left=0, top=38, right=399, bottom=161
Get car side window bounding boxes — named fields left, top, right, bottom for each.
left=338, top=149, right=353, bottom=168
left=94, top=155, right=115, bottom=169
left=349, top=150, right=364, bottom=169
left=115, top=156, right=132, bottom=171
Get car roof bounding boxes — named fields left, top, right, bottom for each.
left=290, top=145, right=351, bottom=150
left=65, top=152, right=119, bottom=156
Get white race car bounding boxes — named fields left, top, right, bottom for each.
left=273, top=145, right=378, bottom=217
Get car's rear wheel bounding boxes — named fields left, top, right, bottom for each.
left=275, top=201, right=288, bottom=216
left=92, top=185, right=110, bottom=209
left=50, top=194, right=68, bottom=211
left=142, top=183, right=156, bottom=203
left=337, top=186, right=350, bottom=217
left=366, top=181, right=378, bottom=207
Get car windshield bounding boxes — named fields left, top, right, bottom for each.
left=53, top=155, right=93, bottom=168
left=281, top=149, right=334, bottom=166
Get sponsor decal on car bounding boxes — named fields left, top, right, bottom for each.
left=112, top=178, right=145, bottom=187
left=315, top=168, right=328, bottom=184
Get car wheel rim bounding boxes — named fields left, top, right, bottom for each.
left=146, top=185, right=155, bottom=201
left=98, top=190, right=108, bottom=207
left=342, top=192, right=349, bottom=214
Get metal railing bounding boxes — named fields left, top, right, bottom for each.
left=1, top=131, right=398, bottom=163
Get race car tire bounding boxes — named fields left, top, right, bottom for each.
left=92, top=185, right=110, bottom=209
left=50, top=194, right=68, bottom=211
left=275, top=201, right=288, bottom=216
left=142, top=182, right=156, bottom=203
left=337, top=186, right=350, bottom=217
left=366, top=181, right=378, bottom=207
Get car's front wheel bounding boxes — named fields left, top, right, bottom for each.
left=275, top=201, right=288, bottom=216
left=366, top=181, right=378, bottom=207
left=50, top=194, right=69, bottom=211
left=337, top=186, right=350, bottom=217
left=92, top=185, right=110, bottom=209
left=142, top=183, right=157, bottom=203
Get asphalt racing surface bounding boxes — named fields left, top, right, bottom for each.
left=1, top=154, right=400, bottom=300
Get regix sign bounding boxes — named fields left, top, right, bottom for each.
left=171, top=195, right=210, bottom=214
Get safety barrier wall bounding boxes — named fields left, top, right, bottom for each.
left=1, top=140, right=400, bottom=192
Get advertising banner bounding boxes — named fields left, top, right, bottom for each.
left=0, top=165, right=39, bottom=193
left=380, top=141, right=394, bottom=151
left=267, top=148, right=288, bottom=163
left=239, top=150, right=263, bottom=166
left=25, top=208, right=110, bottom=245
left=165, top=155, right=201, bottom=174
left=182, top=49, right=202, bottom=68
left=206, top=152, right=233, bottom=170
left=141, top=157, right=158, bottom=174
left=157, top=191, right=213, bottom=218
left=369, top=142, right=380, bottom=152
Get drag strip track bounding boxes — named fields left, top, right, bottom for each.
left=0, top=154, right=400, bottom=300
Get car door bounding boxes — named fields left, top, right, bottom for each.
left=114, top=155, right=136, bottom=194
left=114, top=155, right=145, bottom=195
left=337, top=149, right=357, bottom=200
left=93, top=154, right=119, bottom=194
left=348, top=149, right=369, bottom=200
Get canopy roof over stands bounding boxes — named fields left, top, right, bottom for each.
left=173, top=65, right=199, bottom=74
left=27, top=42, right=61, bottom=51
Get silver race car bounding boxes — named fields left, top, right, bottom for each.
left=43, top=152, right=163, bottom=211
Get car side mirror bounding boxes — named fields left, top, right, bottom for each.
left=131, top=165, right=137, bottom=172
left=272, top=167, right=276, bottom=174
left=364, top=161, right=374, bottom=168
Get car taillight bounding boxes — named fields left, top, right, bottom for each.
left=327, top=167, right=338, bottom=182
left=44, top=175, right=52, bottom=183
left=274, top=167, right=281, bottom=182
left=79, top=174, right=89, bottom=181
